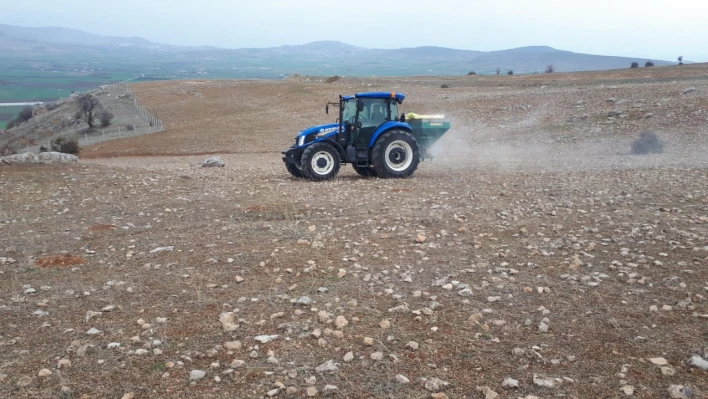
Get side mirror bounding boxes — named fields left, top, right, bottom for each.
left=326, top=104, right=329, bottom=114
left=400, top=113, right=406, bottom=122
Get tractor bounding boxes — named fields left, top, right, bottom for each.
left=281, top=92, right=451, bottom=181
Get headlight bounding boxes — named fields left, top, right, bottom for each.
left=298, top=136, right=306, bottom=146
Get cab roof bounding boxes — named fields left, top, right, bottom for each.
left=342, top=92, right=406, bottom=102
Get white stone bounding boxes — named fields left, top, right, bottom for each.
left=190, top=370, right=207, bottom=380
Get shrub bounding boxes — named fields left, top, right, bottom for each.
left=98, top=109, right=114, bottom=127
left=125, top=123, right=136, bottom=131
left=545, top=64, right=555, bottom=73
left=441, top=84, right=450, bottom=89
left=39, top=146, right=48, bottom=153
left=18, top=106, right=34, bottom=122
left=50, top=136, right=81, bottom=155
left=45, top=102, right=60, bottom=111
left=630, top=62, right=639, bottom=68
left=631, top=130, right=663, bottom=155
left=507, top=70, right=514, bottom=75
left=645, top=61, right=655, bottom=67
left=495, top=67, right=501, bottom=76
left=467, top=71, right=476, bottom=76
left=678, top=56, right=683, bottom=66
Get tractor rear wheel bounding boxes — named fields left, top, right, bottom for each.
left=300, top=143, right=341, bottom=181
left=372, top=130, right=420, bottom=178
left=352, top=164, right=377, bottom=178
left=285, top=163, right=304, bottom=178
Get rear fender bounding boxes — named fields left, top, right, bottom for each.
left=368, top=122, right=413, bottom=148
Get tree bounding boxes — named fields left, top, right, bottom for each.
left=630, top=62, right=639, bottom=68
left=467, top=71, right=476, bottom=76
left=76, top=93, right=101, bottom=128
left=545, top=64, right=555, bottom=73
left=507, top=70, right=514, bottom=75
left=645, top=61, right=655, bottom=67
left=496, top=67, right=501, bottom=76
left=678, top=56, right=683, bottom=66
left=98, top=109, right=114, bottom=127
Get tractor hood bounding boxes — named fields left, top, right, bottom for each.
left=295, top=123, right=341, bottom=147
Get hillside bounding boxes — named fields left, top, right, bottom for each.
left=0, top=24, right=674, bottom=77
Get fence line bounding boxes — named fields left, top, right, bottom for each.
left=19, top=79, right=165, bottom=153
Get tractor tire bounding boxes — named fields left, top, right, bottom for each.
left=371, top=130, right=420, bottom=178
left=285, top=163, right=305, bottom=179
left=299, top=142, right=341, bottom=181
left=352, top=164, right=377, bottom=178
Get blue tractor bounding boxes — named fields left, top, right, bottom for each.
left=281, top=92, right=451, bottom=181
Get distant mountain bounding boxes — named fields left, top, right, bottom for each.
left=0, top=24, right=674, bottom=77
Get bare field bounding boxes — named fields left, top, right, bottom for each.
left=2, top=66, right=708, bottom=399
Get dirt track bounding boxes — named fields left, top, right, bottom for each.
left=1, top=66, right=707, bottom=399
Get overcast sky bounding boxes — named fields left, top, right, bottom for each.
left=2, top=0, right=706, bottom=61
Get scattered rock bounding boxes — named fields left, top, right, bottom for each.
left=396, top=374, right=410, bottom=384
left=343, top=352, right=354, bottom=362
left=190, top=370, right=207, bottom=381
left=38, top=369, right=52, bottom=377
left=667, top=385, right=693, bottom=399
left=682, top=87, right=697, bottom=94
left=315, top=360, right=339, bottom=373
left=621, top=385, right=635, bottom=396
left=477, top=386, right=500, bottom=399
left=297, top=296, right=313, bottom=305
left=224, top=341, right=242, bottom=350
left=306, top=386, right=318, bottom=397
left=370, top=351, right=383, bottom=360
left=254, top=335, right=279, bottom=344
left=502, top=377, right=519, bottom=389
left=201, top=156, right=225, bottom=167
left=649, top=357, right=669, bottom=366
left=86, top=327, right=102, bottom=335
left=425, top=377, right=450, bottom=391
left=149, top=246, right=174, bottom=254
left=16, top=376, right=32, bottom=387
left=431, top=394, right=449, bottom=399
left=688, top=355, right=708, bottom=370
left=335, top=315, right=348, bottom=329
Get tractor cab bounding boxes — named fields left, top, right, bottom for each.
left=282, top=92, right=450, bottom=181
left=330, top=92, right=404, bottom=149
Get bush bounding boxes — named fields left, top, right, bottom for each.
left=495, top=67, right=501, bottom=75
left=125, top=123, right=136, bottom=131
left=441, top=84, right=450, bottom=89
left=98, top=109, right=114, bottom=127
left=645, top=61, right=655, bottom=67
left=507, top=70, right=514, bottom=75
left=678, top=56, right=683, bottom=66
left=18, top=106, right=34, bottom=122
left=545, top=64, right=555, bottom=73
left=45, top=102, right=60, bottom=111
left=39, top=146, right=48, bottom=153
left=630, top=62, right=639, bottom=68
left=467, top=71, right=476, bottom=76
left=631, top=130, right=663, bottom=155
left=50, top=136, right=81, bottom=155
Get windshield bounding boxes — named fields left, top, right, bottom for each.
left=342, top=99, right=357, bottom=124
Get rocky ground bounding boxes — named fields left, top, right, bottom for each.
left=1, top=66, right=707, bottom=399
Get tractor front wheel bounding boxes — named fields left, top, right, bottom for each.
left=285, top=163, right=304, bottom=179
left=300, top=143, right=341, bottom=181
left=352, top=164, right=377, bottom=178
left=372, top=130, right=420, bottom=178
